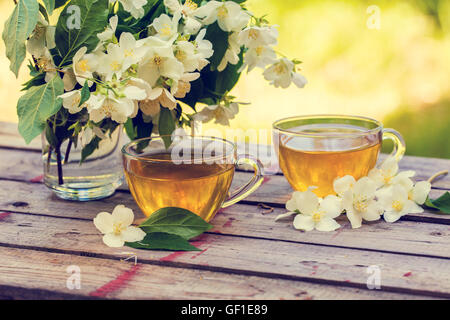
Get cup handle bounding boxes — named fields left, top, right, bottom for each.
left=222, top=155, right=265, bottom=208
left=382, top=128, right=406, bottom=161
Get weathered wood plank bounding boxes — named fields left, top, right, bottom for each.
left=2, top=246, right=434, bottom=300
left=0, top=122, right=41, bottom=151
left=1, top=173, right=449, bottom=226
left=0, top=179, right=449, bottom=258
left=0, top=212, right=449, bottom=298
left=0, top=124, right=448, bottom=189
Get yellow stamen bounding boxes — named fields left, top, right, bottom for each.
left=184, top=0, right=198, bottom=11
left=354, top=196, right=369, bottom=212
left=217, top=6, right=228, bottom=18
left=160, top=23, right=172, bottom=36
left=312, top=213, right=322, bottom=223
left=153, top=56, right=162, bottom=66
left=124, top=49, right=134, bottom=57
left=248, top=29, right=259, bottom=40
left=78, top=59, right=90, bottom=72
left=392, top=200, right=404, bottom=212
left=113, top=222, right=123, bottom=235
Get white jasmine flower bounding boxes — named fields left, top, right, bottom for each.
left=238, top=25, right=278, bottom=49
left=87, top=90, right=141, bottom=124
left=94, top=205, right=146, bottom=248
left=35, top=48, right=57, bottom=83
left=138, top=37, right=184, bottom=86
left=174, top=41, right=200, bottom=72
left=164, top=0, right=202, bottom=35
left=286, top=188, right=342, bottom=232
left=263, top=57, right=307, bottom=89
left=195, top=1, right=250, bottom=32
left=194, top=102, right=239, bottom=126
left=173, top=72, right=200, bottom=98
left=73, top=47, right=99, bottom=87
left=152, top=13, right=181, bottom=41
left=140, top=87, right=177, bottom=116
left=378, top=184, right=424, bottom=223
left=97, top=33, right=146, bottom=81
left=368, top=157, right=415, bottom=189
left=341, top=177, right=383, bottom=229
left=379, top=176, right=431, bottom=206
left=114, top=0, right=148, bottom=19
left=217, top=32, right=241, bottom=72
left=239, top=45, right=276, bottom=73
left=80, top=125, right=107, bottom=147
left=193, top=29, right=214, bottom=69
left=27, top=15, right=56, bottom=57
left=58, top=90, right=85, bottom=114
left=62, top=67, right=77, bottom=92
left=98, top=15, right=118, bottom=42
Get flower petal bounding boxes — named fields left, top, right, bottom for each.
left=315, top=217, right=341, bottom=232
left=412, top=181, right=431, bottom=205
left=293, top=214, right=315, bottom=231
left=333, top=175, right=356, bottom=197
left=383, top=211, right=401, bottom=223
left=121, top=226, right=146, bottom=243
left=102, top=233, right=125, bottom=248
left=275, top=211, right=297, bottom=222
left=295, top=188, right=319, bottom=215
left=320, top=195, right=342, bottom=219
left=362, top=202, right=382, bottom=221
left=346, top=209, right=362, bottom=229
left=111, top=205, right=134, bottom=227
left=93, top=212, right=114, bottom=234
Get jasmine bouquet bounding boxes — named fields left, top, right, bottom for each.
left=4, top=0, right=306, bottom=169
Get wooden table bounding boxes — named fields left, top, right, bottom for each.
left=0, top=121, right=449, bottom=300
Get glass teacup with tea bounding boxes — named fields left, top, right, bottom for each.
left=273, top=115, right=406, bottom=197
left=122, top=135, right=264, bottom=222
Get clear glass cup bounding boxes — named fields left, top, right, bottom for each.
left=122, top=135, right=264, bottom=222
left=272, top=115, right=406, bottom=197
left=42, top=128, right=124, bottom=201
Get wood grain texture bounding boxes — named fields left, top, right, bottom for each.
left=1, top=246, right=435, bottom=300
left=0, top=121, right=449, bottom=300
left=0, top=212, right=449, bottom=298
left=0, top=179, right=449, bottom=258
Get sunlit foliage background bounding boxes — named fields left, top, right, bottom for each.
left=1, top=0, right=449, bottom=158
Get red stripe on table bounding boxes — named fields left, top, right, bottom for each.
left=89, top=264, right=142, bottom=298
left=262, top=176, right=271, bottom=185
left=160, top=234, right=213, bottom=262
left=30, top=174, right=44, bottom=183
left=0, top=212, right=11, bottom=220
left=222, top=217, right=235, bottom=228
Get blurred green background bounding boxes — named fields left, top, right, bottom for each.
left=1, top=0, right=449, bottom=158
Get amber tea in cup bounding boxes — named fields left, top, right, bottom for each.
left=273, top=115, right=406, bottom=197
left=122, top=136, right=264, bottom=222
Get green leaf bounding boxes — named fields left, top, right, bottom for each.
left=17, top=75, right=64, bottom=144
left=204, top=22, right=229, bottom=71
left=139, top=207, right=213, bottom=240
left=425, top=192, right=450, bottom=214
left=126, top=232, right=201, bottom=251
left=54, top=0, right=109, bottom=66
left=80, top=136, right=101, bottom=163
left=43, top=0, right=55, bottom=15
left=158, top=107, right=176, bottom=149
left=2, top=0, right=39, bottom=77
left=79, top=82, right=91, bottom=106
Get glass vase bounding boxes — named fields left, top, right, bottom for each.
left=41, top=127, right=124, bottom=201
